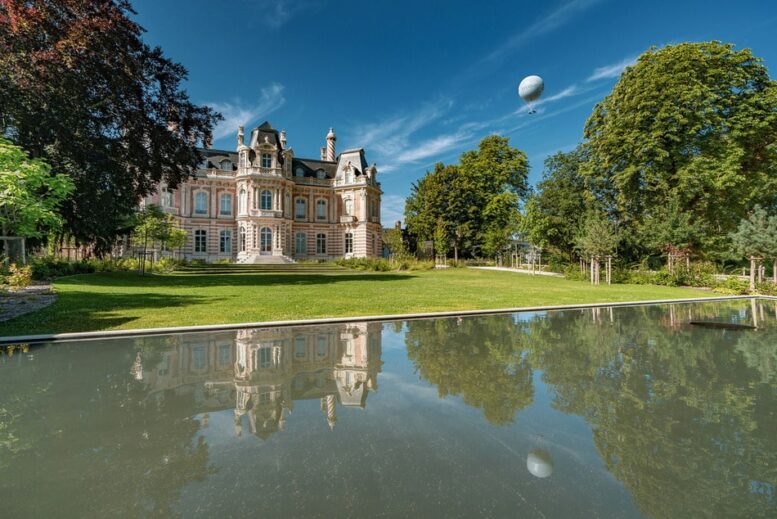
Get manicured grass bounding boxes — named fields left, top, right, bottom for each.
left=0, top=268, right=710, bottom=336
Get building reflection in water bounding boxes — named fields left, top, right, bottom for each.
left=133, top=322, right=383, bottom=440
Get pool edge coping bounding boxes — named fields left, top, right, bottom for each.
left=2, top=294, right=773, bottom=345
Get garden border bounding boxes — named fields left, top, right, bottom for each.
left=2, top=295, right=773, bottom=345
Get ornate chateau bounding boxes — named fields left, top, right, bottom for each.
left=145, top=122, right=383, bottom=262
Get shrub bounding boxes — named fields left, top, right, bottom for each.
left=7, top=264, right=32, bottom=289
left=713, top=276, right=750, bottom=295
left=336, top=257, right=434, bottom=272
left=755, top=281, right=777, bottom=296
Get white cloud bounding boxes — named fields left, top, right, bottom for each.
left=209, top=83, right=286, bottom=140
left=381, top=194, right=407, bottom=226
left=586, top=55, right=638, bottom=82
left=483, top=0, right=603, bottom=64
left=243, top=0, right=317, bottom=29
left=394, top=132, right=470, bottom=163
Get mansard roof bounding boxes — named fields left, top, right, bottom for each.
left=292, top=157, right=337, bottom=178
left=250, top=121, right=282, bottom=149
left=336, top=148, right=369, bottom=177
left=200, top=148, right=238, bottom=170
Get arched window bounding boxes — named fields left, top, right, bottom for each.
left=238, top=189, right=247, bottom=215
left=220, top=159, right=232, bottom=171
left=239, top=227, right=246, bottom=252
left=219, top=193, right=232, bottom=215
left=295, top=167, right=305, bottom=177
left=344, top=198, right=353, bottom=216
left=295, top=198, right=306, bottom=220
left=316, top=169, right=326, bottom=179
left=194, top=192, right=208, bottom=215
left=295, top=232, right=306, bottom=255
left=260, top=190, right=272, bottom=210
left=260, top=227, right=272, bottom=252
left=316, top=199, right=327, bottom=220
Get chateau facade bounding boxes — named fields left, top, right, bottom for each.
left=145, top=122, right=382, bottom=262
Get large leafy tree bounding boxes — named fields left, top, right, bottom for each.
left=0, top=139, right=74, bottom=238
left=405, top=135, right=528, bottom=258
left=520, top=146, right=590, bottom=259
left=583, top=41, right=777, bottom=258
left=0, top=0, right=220, bottom=253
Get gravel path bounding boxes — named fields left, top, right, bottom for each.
left=0, top=283, right=56, bottom=323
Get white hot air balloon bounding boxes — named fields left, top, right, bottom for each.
left=518, top=75, right=544, bottom=114
left=526, top=449, right=554, bottom=478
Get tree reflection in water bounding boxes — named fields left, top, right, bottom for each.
left=403, top=300, right=777, bottom=518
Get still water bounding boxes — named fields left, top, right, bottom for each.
left=1, top=300, right=775, bottom=518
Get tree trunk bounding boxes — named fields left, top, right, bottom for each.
left=749, top=256, right=756, bottom=291
left=773, top=259, right=776, bottom=284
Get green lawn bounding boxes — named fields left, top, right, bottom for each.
left=0, top=268, right=711, bottom=336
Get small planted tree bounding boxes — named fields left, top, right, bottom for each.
left=575, top=213, right=619, bottom=285
left=132, top=204, right=181, bottom=274
left=0, top=139, right=74, bottom=262
left=730, top=206, right=776, bottom=289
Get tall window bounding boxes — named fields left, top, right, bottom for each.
left=344, top=198, right=353, bottom=216
left=219, top=230, right=232, bottom=253
left=239, top=227, right=246, bottom=252
left=260, top=227, right=272, bottom=252
left=195, top=230, right=207, bottom=253
left=316, top=199, right=327, bottom=220
left=316, top=233, right=327, bottom=255
left=192, top=346, right=207, bottom=370
left=294, top=336, right=306, bottom=358
left=259, top=347, right=272, bottom=369
left=220, top=193, right=232, bottom=215
left=261, top=153, right=272, bottom=168
left=295, top=198, right=306, bottom=220
left=316, top=336, right=327, bottom=358
left=238, top=189, right=247, bottom=215
left=345, top=170, right=354, bottom=184
left=194, top=192, right=208, bottom=215
left=260, top=190, right=272, bottom=210
left=344, top=232, right=353, bottom=254
left=161, top=189, right=173, bottom=207
left=295, top=232, right=306, bottom=255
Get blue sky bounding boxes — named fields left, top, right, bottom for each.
left=132, top=0, right=777, bottom=225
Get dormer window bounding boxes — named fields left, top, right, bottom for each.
left=295, top=167, right=304, bottom=177
left=316, top=169, right=326, bottom=179
left=345, top=170, right=354, bottom=184
left=261, top=153, right=272, bottom=168
left=220, top=159, right=231, bottom=171
left=199, top=159, right=209, bottom=170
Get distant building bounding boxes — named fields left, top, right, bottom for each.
left=144, top=122, right=383, bottom=263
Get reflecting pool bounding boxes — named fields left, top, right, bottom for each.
left=1, top=299, right=775, bottom=518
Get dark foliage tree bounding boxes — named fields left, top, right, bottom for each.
left=583, top=41, right=777, bottom=259
left=0, top=0, right=220, bottom=253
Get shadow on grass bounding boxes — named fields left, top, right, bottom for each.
left=0, top=291, right=221, bottom=336
left=55, top=271, right=416, bottom=289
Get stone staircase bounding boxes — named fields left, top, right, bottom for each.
left=236, top=253, right=295, bottom=265
left=176, top=262, right=346, bottom=275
